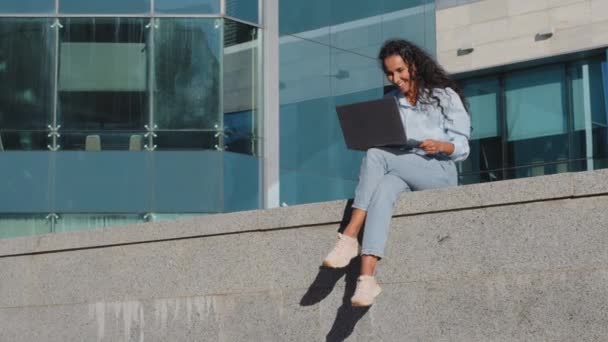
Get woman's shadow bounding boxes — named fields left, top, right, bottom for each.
left=299, top=199, right=370, bottom=342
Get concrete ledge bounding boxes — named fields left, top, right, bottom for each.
left=1, top=169, right=606, bottom=257
left=2, top=169, right=608, bottom=341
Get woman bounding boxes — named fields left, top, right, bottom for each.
left=322, top=39, right=471, bottom=307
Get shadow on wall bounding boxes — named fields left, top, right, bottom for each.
left=299, top=199, right=370, bottom=342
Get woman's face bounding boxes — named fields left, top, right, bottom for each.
left=383, top=55, right=414, bottom=96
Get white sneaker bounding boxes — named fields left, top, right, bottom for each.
left=351, top=275, right=382, bottom=307
left=322, top=233, right=359, bottom=268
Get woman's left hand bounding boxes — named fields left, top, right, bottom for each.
left=418, top=139, right=454, bottom=155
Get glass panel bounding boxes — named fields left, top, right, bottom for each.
left=0, top=215, right=50, bottom=239
left=59, top=0, right=150, bottom=14
left=223, top=20, right=259, bottom=155
left=55, top=214, right=143, bottom=233
left=0, top=152, right=51, bottom=212
left=0, top=131, right=49, bottom=151
left=279, top=0, right=330, bottom=44
left=152, top=151, right=222, bottom=213
left=226, top=0, right=259, bottom=24
left=58, top=17, right=148, bottom=145
left=155, top=131, right=218, bottom=150
left=458, top=77, right=502, bottom=177
left=0, top=18, right=55, bottom=131
left=505, top=65, right=568, bottom=168
left=154, top=0, right=219, bottom=14
left=59, top=131, right=147, bottom=151
left=54, top=152, right=151, bottom=213
left=505, top=160, right=585, bottom=180
left=329, top=4, right=382, bottom=58
left=381, top=0, right=436, bottom=56
left=223, top=152, right=260, bottom=212
left=154, top=18, right=221, bottom=130
left=0, top=0, right=54, bottom=14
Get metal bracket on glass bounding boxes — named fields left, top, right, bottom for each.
left=144, top=144, right=157, bottom=151
left=50, top=19, right=63, bottom=29
left=143, top=213, right=155, bottom=222
left=145, top=20, right=159, bottom=30
left=47, top=124, right=61, bottom=151
left=45, top=213, right=59, bottom=225
left=144, top=124, right=158, bottom=138
left=47, top=124, right=61, bottom=138
left=144, top=124, right=158, bottom=151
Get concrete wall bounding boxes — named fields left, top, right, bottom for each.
left=436, top=0, right=608, bottom=73
left=2, top=169, right=608, bottom=341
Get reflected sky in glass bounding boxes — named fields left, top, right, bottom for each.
left=155, top=0, right=219, bottom=14
left=59, top=0, right=150, bottom=14
left=0, top=0, right=54, bottom=13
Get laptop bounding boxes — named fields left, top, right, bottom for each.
left=336, top=97, right=420, bottom=151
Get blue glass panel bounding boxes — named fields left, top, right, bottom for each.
left=58, top=18, right=148, bottom=132
left=505, top=65, right=569, bottom=171
left=505, top=65, right=567, bottom=141
left=330, top=0, right=382, bottom=26
left=0, top=18, right=55, bottom=131
left=0, top=215, right=50, bottom=238
left=279, top=38, right=330, bottom=106
left=223, top=152, right=260, bottom=212
left=0, top=0, right=54, bottom=13
left=381, top=0, right=435, bottom=56
left=226, top=0, right=258, bottom=24
left=383, top=0, right=427, bottom=13
left=54, top=152, right=151, bottom=212
left=59, top=0, right=150, bottom=14
left=155, top=0, right=219, bottom=14
left=0, top=152, right=51, bottom=212
left=55, top=214, right=143, bottom=233
left=152, top=151, right=222, bottom=213
left=463, top=78, right=500, bottom=140
left=155, top=18, right=221, bottom=129
left=279, top=0, right=330, bottom=42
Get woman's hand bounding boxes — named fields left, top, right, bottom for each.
left=418, top=139, right=455, bottom=155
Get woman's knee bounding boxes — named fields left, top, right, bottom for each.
left=373, top=175, right=407, bottom=202
left=365, top=148, right=384, bottom=162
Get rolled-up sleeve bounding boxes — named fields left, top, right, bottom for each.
left=443, top=88, right=471, bottom=162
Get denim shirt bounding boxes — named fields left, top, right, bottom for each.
left=386, top=87, right=471, bottom=162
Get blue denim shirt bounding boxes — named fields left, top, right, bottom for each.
left=386, top=87, right=471, bottom=162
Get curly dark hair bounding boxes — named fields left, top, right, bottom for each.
left=378, top=39, right=469, bottom=114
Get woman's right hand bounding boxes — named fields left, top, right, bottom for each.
left=419, top=139, right=454, bottom=155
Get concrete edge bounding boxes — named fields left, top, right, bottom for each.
left=1, top=169, right=607, bottom=257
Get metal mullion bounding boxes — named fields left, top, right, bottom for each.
left=564, top=62, right=575, bottom=171
left=258, top=0, right=263, bottom=27
left=221, top=0, right=226, bottom=16
left=499, top=74, right=508, bottom=180
left=146, top=17, right=157, bottom=151
left=51, top=18, right=60, bottom=151
left=219, top=17, right=225, bottom=212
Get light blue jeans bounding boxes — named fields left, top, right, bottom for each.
left=352, top=148, right=458, bottom=258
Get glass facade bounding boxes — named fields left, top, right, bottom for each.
left=2, top=1, right=605, bottom=239
left=458, top=53, right=608, bottom=184
left=0, top=2, right=261, bottom=238
left=279, top=0, right=436, bottom=205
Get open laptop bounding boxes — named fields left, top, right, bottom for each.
left=336, top=97, right=420, bottom=151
